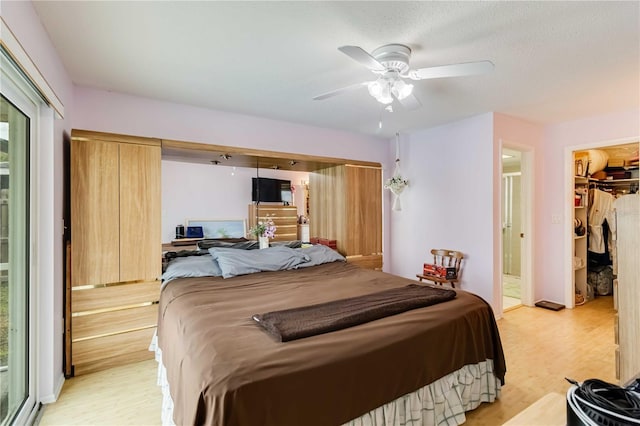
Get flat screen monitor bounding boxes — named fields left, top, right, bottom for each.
left=252, top=177, right=291, bottom=203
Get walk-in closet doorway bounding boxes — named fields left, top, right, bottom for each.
left=565, top=138, right=640, bottom=309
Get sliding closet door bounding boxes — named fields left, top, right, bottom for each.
left=119, top=142, right=161, bottom=282
left=71, top=140, right=120, bottom=286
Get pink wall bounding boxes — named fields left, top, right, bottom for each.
left=493, top=114, right=544, bottom=307
left=72, top=87, right=389, bottom=164
left=2, top=0, right=74, bottom=401
left=542, top=109, right=640, bottom=305
left=388, top=113, right=497, bottom=306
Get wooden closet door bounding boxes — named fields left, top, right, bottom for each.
left=119, top=143, right=161, bottom=282
left=344, top=165, right=382, bottom=256
left=71, top=140, right=120, bottom=286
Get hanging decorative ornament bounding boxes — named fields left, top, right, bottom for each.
left=384, top=132, right=409, bottom=211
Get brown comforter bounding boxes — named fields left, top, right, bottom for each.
left=158, top=262, right=506, bottom=426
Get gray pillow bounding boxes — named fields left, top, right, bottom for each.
left=161, top=254, right=222, bottom=285
left=198, top=239, right=258, bottom=250
left=295, top=244, right=345, bottom=268
left=270, top=240, right=303, bottom=249
left=208, top=246, right=310, bottom=279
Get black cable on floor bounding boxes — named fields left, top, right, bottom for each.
left=569, top=378, right=640, bottom=425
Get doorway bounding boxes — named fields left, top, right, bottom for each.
left=564, top=138, right=639, bottom=308
left=502, top=149, right=523, bottom=310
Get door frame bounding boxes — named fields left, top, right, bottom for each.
left=563, top=136, right=640, bottom=308
left=499, top=140, right=534, bottom=312
left=1, top=52, right=39, bottom=426
left=502, top=171, right=522, bottom=277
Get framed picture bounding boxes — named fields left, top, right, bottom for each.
left=185, top=218, right=246, bottom=239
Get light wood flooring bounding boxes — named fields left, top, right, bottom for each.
left=39, top=296, right=616, bottom=425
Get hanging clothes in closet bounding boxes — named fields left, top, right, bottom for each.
left=587, top=188, right=616, bottom=265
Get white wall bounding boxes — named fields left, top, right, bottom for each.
left=162, top=160, right=308, bottom=242
left=2, top=0, right=74, bottom=402
left=388, top=113, right=497, bottom=306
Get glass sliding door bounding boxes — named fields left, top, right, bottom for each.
left=0, top=94, right=31, bottom=425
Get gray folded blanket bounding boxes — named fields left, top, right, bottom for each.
left=252, top=284, right=456, bottom=342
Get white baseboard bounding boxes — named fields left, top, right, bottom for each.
left=40, top=372, right=65, bottom=404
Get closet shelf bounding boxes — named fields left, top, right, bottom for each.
left=588, top=177, right=639, bottom=184
left=574, top=205, right=585, bottom=209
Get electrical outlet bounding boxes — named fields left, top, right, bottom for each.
left=551, top=214, right=562, bottom=224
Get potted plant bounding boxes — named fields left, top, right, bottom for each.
left=249, top=215, right=277, bottom=249
left=384, top=174, right=408, bottom=211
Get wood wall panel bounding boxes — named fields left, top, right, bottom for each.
left=73, top=349, right=154, bottom=377
left=615, top=195, right=640, bottom=385
left=344, top=165, right=382, bottom=256
left=70, top=129, right=162, bottom=376
left=72, top=304, right=158, bottom=341
left=346, top=254, right=383, bottom=270
left=71, top=139, right=120, bottom=286
left=309, top=165, right=381, bottom=267
left=72, top=281, right=160, bottom=313
left=71, top=129, right=161, bottom=147
left=72, top=328, right=156, bottom=376
left=119, top=143, right=162, bottom=282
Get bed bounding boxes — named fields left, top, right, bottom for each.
left=152, top=245, right=506, bottom=425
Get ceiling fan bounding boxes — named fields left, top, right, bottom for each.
left=313, top=44, right=494, bottom=110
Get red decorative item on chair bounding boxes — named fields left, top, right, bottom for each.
left=423, top=263, right=457, bottom=280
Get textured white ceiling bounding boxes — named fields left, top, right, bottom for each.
left=33, top=1, right=640, bottom=138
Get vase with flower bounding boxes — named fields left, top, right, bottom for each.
left=249, top=215, right=277, bottom=249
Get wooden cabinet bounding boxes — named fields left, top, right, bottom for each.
left=614, top=194, right=639, bottom=384
left=248, top=204, right=298, bottom=242
left=309, top=164, right=382, bottom=269
left=69, top=129, right=161, bottom=376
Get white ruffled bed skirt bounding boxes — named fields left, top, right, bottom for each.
left=150, top=334, right=501, bottom=426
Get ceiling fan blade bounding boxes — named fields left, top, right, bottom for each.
left=312, top=81, right=369, bottom=101
left=396, top=92, right=422, bottom=110
left=409, top=60, right=494, bottom=80
left=338, top=46, right=386, bottom=71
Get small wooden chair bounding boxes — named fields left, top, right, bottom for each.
left=416, top=249, right=464, bottom=288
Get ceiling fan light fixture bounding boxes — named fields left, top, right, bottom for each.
left=314, top=43, right=493, bottom=111
left=368, top=78, right=410, bottom=104
left=392, top=80, right=414, bottom=100
left=367, top=80, right=383, bottom=98
left=376, top=81, right=393, bottom=104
